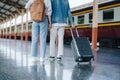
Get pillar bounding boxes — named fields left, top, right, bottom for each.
left=92, top=0, right=98, bottom=51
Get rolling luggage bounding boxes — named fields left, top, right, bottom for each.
left=70, top=28, right=94, bottom=62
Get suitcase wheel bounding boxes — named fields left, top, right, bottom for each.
left=75, top=58, right=82, bottom=62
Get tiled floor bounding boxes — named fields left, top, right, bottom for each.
left=0, top=39, right=120, bottom=80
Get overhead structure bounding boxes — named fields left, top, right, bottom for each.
left=0, top=0, right=28, bottom=23
left=0, top=0, right=116, bottom=23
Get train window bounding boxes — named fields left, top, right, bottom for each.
left=28, top=26, right=32, bottom=31
left=89, top=13, right=93, bottom=23
left=12, top=27, right=14, bottom=32
left=30, top=26, right=32, bottom=30
left=7, top=28, right=9, bottom=32
left=23, top=26, right=26, bottom=30
left=78, top=15, right=84, bottom=24
left=103, top=9, right=114, bottom=21
left=4, top=29, right=6, bottom=33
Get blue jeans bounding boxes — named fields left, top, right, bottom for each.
left=31, top=16, right=48, bottom=58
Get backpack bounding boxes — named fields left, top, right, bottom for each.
left=30, top=0, right=45, bottom=22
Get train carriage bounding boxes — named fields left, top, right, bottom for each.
left=63, top=0, right=120, bottom=48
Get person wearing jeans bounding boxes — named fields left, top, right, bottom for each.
left=25, top=0, right=52, bottom=62
left=49, top=0, right=74, bottom=61
left=31, top=18, right=48, bottom=61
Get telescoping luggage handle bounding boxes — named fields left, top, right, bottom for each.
left=70, top=26, right=79, bottom=39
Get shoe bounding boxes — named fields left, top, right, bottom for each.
left=30, top=57, right=38, bottom=62
left=57, top=57, right=62, bottom=61
left=48, top=56, right=55, bottom=61
left=39, top=58, right=44, bottom=62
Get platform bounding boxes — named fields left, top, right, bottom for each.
left=0, top=39, right=120, bottom=80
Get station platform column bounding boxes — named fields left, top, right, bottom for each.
left=92, top=0, right=98, bottom=51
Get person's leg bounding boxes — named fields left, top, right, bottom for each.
left=31, top=22, right=39, bottom=59
left=57, top=27, right=64, bottom=60
left=49, top=27, right=58, bottom=58
left=39, top=16, right=48, bottom=61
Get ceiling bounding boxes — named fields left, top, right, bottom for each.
left=0, top=0, right=118, bottom=24
left=0, top=0, right=28, bottom=23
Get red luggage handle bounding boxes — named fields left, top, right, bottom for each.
left=70, top=27, right=79, bottom=38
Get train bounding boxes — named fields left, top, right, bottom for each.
left=0, top=0, right=120, bottom=48
left=64, top=0, right=120, bottom=48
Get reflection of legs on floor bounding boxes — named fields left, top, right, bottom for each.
left=39, top=63, right=47, bottom=80
left=29, top=62, right=47, bottom=80
left=56, top=62, right=63, bottom=80
left=50, top=62, right=55, bottom=80
left=49, top=62, right=63, bottom=80
left=30, top=63, right=39, bottom=80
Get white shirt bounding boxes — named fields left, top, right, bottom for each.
left=52, top=23, right=68, bottom=27
left=25, top=0, right=52, bottom=16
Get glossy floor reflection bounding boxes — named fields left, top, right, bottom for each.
left=0, top=39, right=120, bottom=80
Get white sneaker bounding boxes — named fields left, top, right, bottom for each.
left=57, top=55, right=63, bottom=61
left=39, top=58, right=44, bottom=62
left=30, top=57, right=38, bottom=62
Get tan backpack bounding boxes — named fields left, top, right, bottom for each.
left=30, top=0, right=45, bottom=22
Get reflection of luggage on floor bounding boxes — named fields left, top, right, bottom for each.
left=72, top=64, right=94, bottom=80
left=70, top=28, right=94, bottom=62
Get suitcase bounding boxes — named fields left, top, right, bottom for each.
left=70, top=28, right=94, bottom=62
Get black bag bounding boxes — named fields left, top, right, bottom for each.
left=70, top=28, right=94, bottom=62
